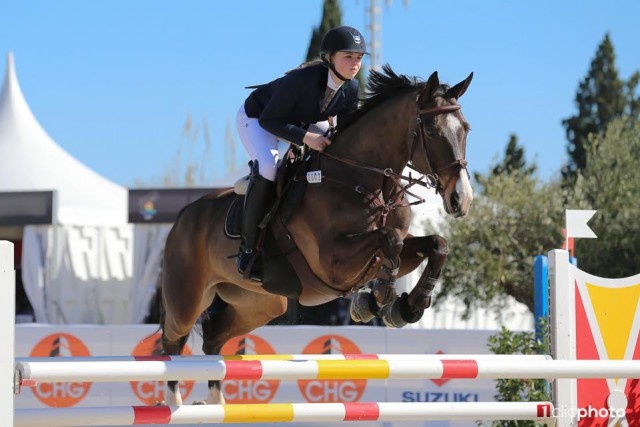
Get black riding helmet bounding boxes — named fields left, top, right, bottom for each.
left=320, top=26, right=369, bottom=81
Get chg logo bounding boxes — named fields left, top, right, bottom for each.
left=298, top=335, right=367, bottom=403
left=130, top=333, right=194, bottom=405
left=220, top=334, right=279, bottom=403
left=29, top=333, right=92, bottom=407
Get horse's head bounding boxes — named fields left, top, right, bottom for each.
left=410, top=71, right=474, bottom=218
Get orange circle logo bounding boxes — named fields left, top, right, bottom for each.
left=220, top=334, right=279, bottom=403
left=29, top=333, right=91, bottom=407
left=130, top=333, right=194, bottom=405
left=298, top=335, right=367, bottom=403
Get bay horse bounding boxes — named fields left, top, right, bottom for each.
left=160, top=65, right=473, bottom=405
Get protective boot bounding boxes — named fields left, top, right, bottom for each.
left=237, top=174, right=273, bottom=280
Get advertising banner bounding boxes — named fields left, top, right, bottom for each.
left=16, top=325, right=500, bottom=427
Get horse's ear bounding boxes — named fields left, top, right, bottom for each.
left=446, top=72, right=474, bottom=100
left=421, top=71, right=440, bottom=100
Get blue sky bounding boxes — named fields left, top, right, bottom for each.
left=1, top=1, right=638, bottom=188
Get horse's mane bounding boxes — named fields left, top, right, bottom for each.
left=338, top=64, right=448, bottom=131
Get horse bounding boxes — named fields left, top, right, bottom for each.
left=160, top=65, right=474, bottom=405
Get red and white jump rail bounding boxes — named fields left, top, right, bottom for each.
left=16, top=352, right=552, bottom=362
left=15, top=402, right=554, bottom=427
left=15, top=358, right=640, bottom=386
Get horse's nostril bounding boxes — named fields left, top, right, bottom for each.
left=451, top=192, right=461, bottom=212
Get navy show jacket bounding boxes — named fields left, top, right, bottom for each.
left=243, top=64, right=360, bottom=146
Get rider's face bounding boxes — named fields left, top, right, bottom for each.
left=331, top=51, right=363, bottom=81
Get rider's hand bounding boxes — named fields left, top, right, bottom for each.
left=303, top=132, right=332, bottom=152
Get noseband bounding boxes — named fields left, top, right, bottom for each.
left=410, top=101, right=469, bottom=196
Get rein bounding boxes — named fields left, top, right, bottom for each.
left=317, top=98, right=467, bottom=226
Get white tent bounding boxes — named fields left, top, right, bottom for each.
left=0, top=52, right=127, bottom=225
left=0, top=52, right=136, bottom=324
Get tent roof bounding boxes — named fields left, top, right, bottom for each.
left=0, top=52, right=127, bottom=225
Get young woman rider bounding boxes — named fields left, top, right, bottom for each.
left=236, top=25, right=368, bottom=279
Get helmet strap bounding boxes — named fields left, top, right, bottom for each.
left=322, top=56, right=350, bottom=82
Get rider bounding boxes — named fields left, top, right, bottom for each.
left=236, top=25, right=368, bottom=278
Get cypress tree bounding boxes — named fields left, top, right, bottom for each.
left=475, top=133, right=536, bottom=188
left=305, top=0, right=367, bottom=91
left=306, top=0, right=342, bottom=61
left=562, top=33, right=627, bottom=185
left=491, top=134, right=536, bottom=177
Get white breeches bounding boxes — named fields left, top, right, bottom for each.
left=237, top=105, right=280, bottom=181
left=236, top=105, right=330, bottom=181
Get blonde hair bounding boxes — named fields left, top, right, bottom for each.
left=285, top=57, right=326, bottom=74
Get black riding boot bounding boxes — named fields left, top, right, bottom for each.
left=237, top=174, right=273, bottom=280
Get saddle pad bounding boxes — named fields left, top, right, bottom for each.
left=224, top=195, right=244, bottom=239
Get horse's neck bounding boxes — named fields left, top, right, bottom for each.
left=332, top=94, right=414, bottom=173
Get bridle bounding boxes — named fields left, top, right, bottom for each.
left=316, top=92, right=469, bottom=226
left=409, top=99, right=469, bottom=196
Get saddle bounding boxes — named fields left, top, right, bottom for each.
left=224, top=148, right=381, bottom=305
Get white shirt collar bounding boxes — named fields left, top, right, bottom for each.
left=327, top=70, right=342, bottom=91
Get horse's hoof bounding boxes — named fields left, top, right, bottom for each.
left=350, top=287, right=376, bottom=323
left=372, top=279, right=396, bottom=307
left=382, top=292, right=424, bottom=328
left=192, top=400, right=207, bottom=405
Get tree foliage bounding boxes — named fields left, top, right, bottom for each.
left=475, top=134, right=535, bottom=187
left=305, top=0, right=342, bottom=62
left=567, top=117, right=640, bottom=278
left=562, top=33, right=640, bottom=185
left=434, top=141, right=564, bottom=316
left=305, top=0, right=366, bottom=93
left=486, top=321, right=550, bottom=427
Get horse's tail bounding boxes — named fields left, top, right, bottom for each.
left=154, top=284, right=164, bottom=336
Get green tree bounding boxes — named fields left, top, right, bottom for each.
left=306, top=0, right=366, bottom=92
left=306, top=0, right=342, bottom=62
left=568, top=117, right=640, bottom=278
left=491, top=134, right=536, bottom=177
left=475, top=134, right=536, bottom=187
left=434, top=145, right=564, bottom=315
left=487, top=321, right=550, bottom=427
left=562, top=33, right=640, bottom=185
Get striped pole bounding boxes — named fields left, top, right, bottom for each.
left=15, top=402, right=554, bottom=426
left=16, top=358, right=640, bottom=385
left=16, top=353, right=551, bottom=362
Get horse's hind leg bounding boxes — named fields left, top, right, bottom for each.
left=200, top=284, right=287, bottom=405
left=160, top=333, right=188, bottom=405
left=160, top=245, right=214, bottom=405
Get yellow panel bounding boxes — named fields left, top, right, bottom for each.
left=222, top=354, right=293, bottom=360
left=317, top=360, right=390, bottom=379
left=586, top=283, right=640, bottom=360
left=223, top=404, right=294, bottom=423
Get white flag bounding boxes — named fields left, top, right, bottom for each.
left=566, top=210, right=597, bottom=239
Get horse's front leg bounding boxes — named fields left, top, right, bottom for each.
left=383, top=234, right=448, bottom=327
left=350, top=234, right=448, bottom=326
left=323, top=226, right=404, bottom=293
left=369, top=227, right=405, bottom=307
left=344, top=227, right=404, bottom=324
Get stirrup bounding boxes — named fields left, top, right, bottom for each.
left=237, top=249, right=261, bottom=281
